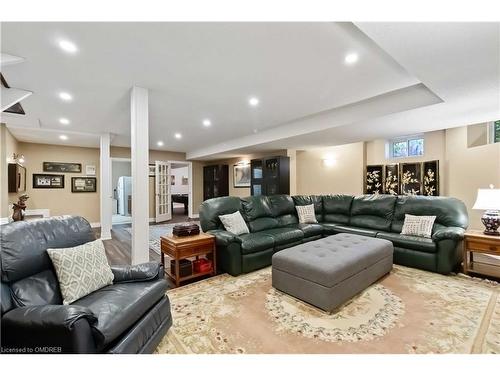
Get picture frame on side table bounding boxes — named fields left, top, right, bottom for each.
left=364, top=165, right=384, bottom=194
left=43, top=162, right=82, bottom=173
left=383, top=164, right=400, bottom=195
left=422, top=160, right=439, bottom=196
left=400, top=162, right=422, bottom=195
left=33, top=174, right=65, bottom=189
left=71, top=177, right=97, bottom=193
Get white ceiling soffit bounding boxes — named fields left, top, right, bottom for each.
left=0, top=53, right=26, bottom=67
left=1, top=86, right=33, bottom=111
left=7, top=125, right=100, bottom=148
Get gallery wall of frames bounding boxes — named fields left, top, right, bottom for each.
left=364, top=160, right=439, bottom=196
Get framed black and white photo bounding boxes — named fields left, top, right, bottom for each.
left=33, top=174, right=65, bottom=189
left=234, top=163, right=250, bottom=188
left=71, top=177, right=97, bottom=193
left=400, top=163, right=422, bottom=195
left=148, top=164, right=156, bottom=177
left=85, top=165, right=96, bottom=176
left=364, top=165, right=384, bottom=194
left=422, top=160, right=439, bottom=196
left=383, top=164, right=400, bottom=195
left=43, top=162, right=81, bottom=173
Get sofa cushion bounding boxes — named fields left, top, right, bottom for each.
left=327, top=225, right=378, bottom=237
left=391, top=195, right=469, bottom=233
left=292, top=195, right=323, bottom=222
left=287, top=223, right=323, bottom=238
left=349, top=195, right=397, bottom=231
left=269, top=195, right=298, bottom=227
left=241, top=196, right=274, bottom=221
left=238, top=233, right=275, bottom=254
left=73, top=279, right=168, bottom=350
left=322, top=194, right=353, bottom=224
left=199, top=196, right=243, bottom=231
left=321, top=223, right=341, bottom=235
left=247, top=217, right=279, bottom=232
left=376, top=232, right=437, bottom=253
left=218, top=211, right=249, bottom=235
left=259, top=227, right=304, bottom=246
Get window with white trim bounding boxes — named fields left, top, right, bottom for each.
left=388, top=136, right=424, bottom=158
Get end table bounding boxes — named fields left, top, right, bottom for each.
left=463, top=230, right=500, bottom=279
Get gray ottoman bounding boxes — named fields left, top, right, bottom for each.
left=272, top=233, right=393, bottom=312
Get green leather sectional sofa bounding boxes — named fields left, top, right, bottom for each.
left=199, top=194, right=469, bottom=276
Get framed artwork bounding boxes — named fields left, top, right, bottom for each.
left=148, top=164, right=156, bottom=177
left=182, top=176, right=188, bottom=185
left=400, top=163, right=422, bottom=195
left=33, top=174, right=65, bottom=189
left=43, top=162, right=81, bottom=173
left=383, top=164, right=400, bottom=195
left=234, top=164, right=251, bottom=188
left=423, top=160, right=439, bottom=196
left=364, top=165, right=384, bottom=194
left=85, top=165, right=96, bottom=176
left=170, top=175, right=175, bottom=185
left=71, top=177, right=97, bottom=193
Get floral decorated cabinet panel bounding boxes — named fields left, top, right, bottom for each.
left=422, top=160, right=439, bottom=196
left=383, top=164, right=399, bottom=195
left=400, top=162, right=422, bottom=196
left=365, top=165, right=384, bottom=194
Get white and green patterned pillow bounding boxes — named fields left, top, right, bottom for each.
left=219, top=211, right=249, bottom=235
left=296, top=204, right=318, bottom=224
left=401, top=214, right=436, bottom=238
left=47, top=239, right=114, bottom=305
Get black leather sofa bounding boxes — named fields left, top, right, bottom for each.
left=199, top=194, right=469, bottom=276
left=0, top=216, right=172, bottom=354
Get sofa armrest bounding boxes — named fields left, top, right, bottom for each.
left=111, top=262, right=163, bottom=283
left=207, top=229, right=242, bottom=246
left=432, top=227, right=465, bottom=242
left=1, top=305, right=97, bottom=353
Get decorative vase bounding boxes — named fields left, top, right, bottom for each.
left=481, top=210, right=500, bottom=236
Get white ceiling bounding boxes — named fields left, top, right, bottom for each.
left=1, top=22, right=499, bottom=159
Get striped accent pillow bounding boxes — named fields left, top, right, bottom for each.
left=401, top=214, right=436, bottom=238
left=296, top=204, right=318, bottom=224
left=219, top=211, right=249, bottom=235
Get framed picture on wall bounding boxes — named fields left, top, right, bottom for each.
left=234, top=163, right=250, bottom=188
left=85, top=165, right=96, bottom=176
left=71, top=177, right=97, bottom=193
left=400, top=162, right=422, bottom=195
left=43, top=162, right=82, bottom=173
left=148, top=164, right=155, bottom=177
left=383, top=164, right=399, bottom=195
left=364, top=165, right=384, bottom=194
left=33, top=174, right=65, bottom=189
left=422, top=160, right=439, bottom=196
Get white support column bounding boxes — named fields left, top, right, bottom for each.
left=99, top=133, right=112, bottom=240
left=130, top=86, right=150, bottom=265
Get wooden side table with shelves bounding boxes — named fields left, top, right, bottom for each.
left=463, top=230, right=500, bottom=279
left=160, top=233, right=216, bottom=287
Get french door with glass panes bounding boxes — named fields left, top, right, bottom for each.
left=155, top=161, right=171, bottom=222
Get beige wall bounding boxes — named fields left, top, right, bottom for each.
left=0, top=124, right=20, bottom=218
left=296, top=142, right=365, bottom=195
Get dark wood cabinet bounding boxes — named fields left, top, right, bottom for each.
left=250, top=156, right=289, bottom=196
left=203, top=164, right=229, bottom=200
left=8, top=163, right=26, bottom=193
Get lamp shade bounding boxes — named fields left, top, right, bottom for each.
left=472, top=188, right=500, bottom=210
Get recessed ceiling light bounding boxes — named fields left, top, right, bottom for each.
left=248, top=97, right=260, bottom=107
left=202, top=119, right=212, bottom=127
left=58, top=40, right=78, bottom=53
left=59, top=118, right=70, bottom=125
left=157, top=140, right=164, bottom=147
left=59, top=135, right=68, bottom=141
left=59, top=92, right=73, bottom=101
left=344, top=53, right=359, bottom=65
left=174, top=133, right=182, bottom=139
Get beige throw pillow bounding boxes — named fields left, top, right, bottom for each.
left=219, top=211, right=249, bottom=235
left=296, top=204, right=318, bottom=224
left=47, top=239, right=114, bottom=305
left=401, top=214, right=436, bottom=238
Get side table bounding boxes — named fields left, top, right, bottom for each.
left=160, top=233, right=216, bottom=287
left=463, top=230, right=500, bottom=279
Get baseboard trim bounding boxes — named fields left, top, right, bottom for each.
left=190, top=214, right=199, bottom=219
left=90, top=222, right=101, bottom=228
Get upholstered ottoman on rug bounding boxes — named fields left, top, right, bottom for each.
left=272, top=233, right=393, bottom=312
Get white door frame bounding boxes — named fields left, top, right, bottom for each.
left=155, top=160, right=172, bottom=223
left=168, top=160, right=194, bottom=219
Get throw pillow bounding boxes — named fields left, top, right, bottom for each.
left=47, top=239, right=114, bottom=305
left=401, top=214, right=436, bottom=238
left=219, top=211, right=249, bottom=235
left=296, top=204, right=318, bottom=224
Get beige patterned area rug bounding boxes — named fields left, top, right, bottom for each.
left=155, top=265, right=500, bottom=354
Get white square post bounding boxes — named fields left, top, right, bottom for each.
left=99, top=133, right=112, bottom=240
left=130, top=86, right=150, bottom=264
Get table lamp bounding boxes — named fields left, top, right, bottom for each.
left=472, top=185, right=500, bottom=236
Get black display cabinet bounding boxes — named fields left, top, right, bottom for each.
left=203, top=164, right=229, bottom=200
left=250, top=156, right=289, bottom=196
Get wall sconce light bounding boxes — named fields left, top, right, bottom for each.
left=12, top=153, right=25, bottom=164
left=322, top=158, right=336, bottom=167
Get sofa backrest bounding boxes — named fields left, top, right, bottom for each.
left=391, top=195, right=469, bottom=233
left=241, top=196, right=278, bottom=232
left=269, top=195, right=298, bottom=227
left=292, top=195, right=323, bottom=222
left=322, top=194, right=353, bottom=224
left=199, top=196, right=243, bottom=231
left=0, top=216, right=94, bottom=314
left=349, top=194, right=397, bottom=231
